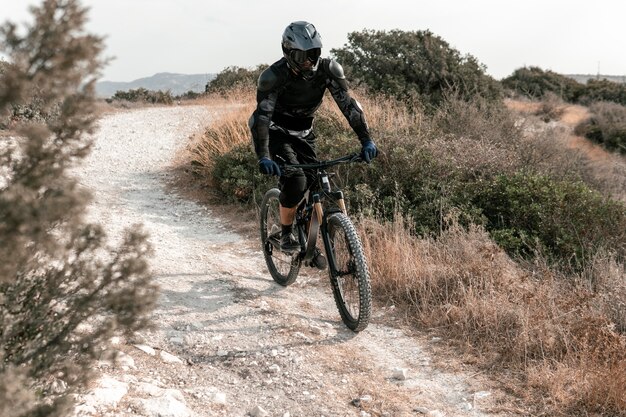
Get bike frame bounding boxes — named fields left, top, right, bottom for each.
left=282, top=153, right=361, bottom=275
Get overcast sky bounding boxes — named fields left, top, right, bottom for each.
left=2, top=0, right=625, bottom=82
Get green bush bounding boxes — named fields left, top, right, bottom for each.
left=470, top=173, right=626, bottom=263
left=315, top=131, right=461, bottom=235
left=211, top=143, right=274, bottom=204
left=579, top=79, right=626, bottom=106
left=502, top=66, right=583, bottom=101
left=331, top=29, right=502, bottom=109
left=503, top=67, right=626, bottom=108
left=107, top=87, right=173, bottom=104
left=576, top=101, right=626, bottom=154
left=175, top=90, right=203, bottom=100
left=205, top=65, right=266, bottom=95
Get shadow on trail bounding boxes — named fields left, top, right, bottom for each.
left=152, top=269, right=359, bottom=354
left=184, top=322, right=359, bottom=367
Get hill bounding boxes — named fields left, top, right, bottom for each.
left=95, top=72, right=216, bottom=97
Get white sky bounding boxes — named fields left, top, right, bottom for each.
left=1, top=0, right=625, bottom=82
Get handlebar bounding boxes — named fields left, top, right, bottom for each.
left=280, top=153, right=362, bottom=170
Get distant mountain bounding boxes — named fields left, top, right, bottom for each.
left=96, top=72, right=216, bottom=98
left=565, top=74, right=626, bottom=84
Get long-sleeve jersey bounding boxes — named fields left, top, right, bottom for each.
left=250, top=57, right=370, bottom=160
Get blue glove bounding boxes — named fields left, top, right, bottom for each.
left=360, top=140, right=378, bottom=163
left=258, top=157, right=281, bottom=176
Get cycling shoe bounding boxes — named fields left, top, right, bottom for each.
left=280, top=232, right=300, bottom=253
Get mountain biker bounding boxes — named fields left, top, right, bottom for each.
left=249, top=21, right=378, bottom=270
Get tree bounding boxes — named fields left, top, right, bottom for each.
left=331, top=29, right=501, bottom=108
left=0, top=1, right=157, bottom=415
left=502, top=66, right=583, bottom=101
left=579, top=78, right=626, bottom=106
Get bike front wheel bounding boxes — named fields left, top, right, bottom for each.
left=260, top=188, right=301, bottom=286
left=325, top=212, right=372, bottom=332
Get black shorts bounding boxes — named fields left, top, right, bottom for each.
left=268, top=128, right=317, bottom=208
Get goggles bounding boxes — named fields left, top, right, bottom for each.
left=289, top=48, right=321, bottom=65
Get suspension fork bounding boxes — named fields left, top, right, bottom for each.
left=302, top=194, right=323, bottom=263
left=333, top=190, right=347, bottom=214
left=321, top=207, right=345, bottom=279
left=320, top=191, right=347, bottom=278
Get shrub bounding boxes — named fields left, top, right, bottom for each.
left=0, top=1, right=157, bottom=415
left=470, top=172, right=626, bottom=264
left=106, top=87, right=173, bottom=104
left=205, top=65, right=266, bottom=95
left=0, top=60, right=62, bottom=127
left=339, top=96, right=625, bottom=267
left=175, top=90, right=203, bottom=101
left=579, top=79, right=626, bottom=106
left=533, top=92, right=566, bottom=122
left=211, top=143, right=274, bottom=204
left=331, top=29, right=502, bottom=108
left=575, top=101, right=626, bottom=154
left=502, top=66, right=583, bottom=101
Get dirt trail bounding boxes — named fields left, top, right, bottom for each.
left=73, top=105, right=510, bottom=417
left=557, top=104, right=610, bottom=161
left=505, top=98, right=612, bottom=163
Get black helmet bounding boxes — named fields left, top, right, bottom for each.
left=281, top=21, right=323, bottom=79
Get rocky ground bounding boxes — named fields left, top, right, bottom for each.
left=72, top=104, right=515, bottom=417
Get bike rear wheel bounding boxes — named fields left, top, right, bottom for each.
left=325, top=212, right=372, bottom=332
left=260, top=188, right=300, bottom=286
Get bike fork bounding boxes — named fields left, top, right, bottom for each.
left=333, top=190, right=347, bottom=214
left=320, top=211, right=344, bottom=280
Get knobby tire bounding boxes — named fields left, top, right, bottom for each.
left=326, top=212, right=372, bottom=332
left=260, top=188, right=301, bottom=286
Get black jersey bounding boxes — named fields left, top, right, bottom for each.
left=250, top=57, right=370, bottom=159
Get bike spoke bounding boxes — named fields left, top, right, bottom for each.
left=337, top=275, right=360, bottom=316
left=331, top=229, right=361, bottom=319
left=260, top=188, right=301, bottom=286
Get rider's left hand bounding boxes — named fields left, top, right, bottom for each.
left=360, top=139, right=378, bottom=163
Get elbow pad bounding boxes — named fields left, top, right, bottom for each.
left=326, top=59, right=349, bottom=91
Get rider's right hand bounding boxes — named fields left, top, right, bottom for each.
left=258, top=157, right=281, bottom=176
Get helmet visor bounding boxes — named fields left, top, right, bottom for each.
left=289, top=48, right=321, bottom=65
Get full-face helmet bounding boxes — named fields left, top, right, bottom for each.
left=281, top=21, right=323, bottom=79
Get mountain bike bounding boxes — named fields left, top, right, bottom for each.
left=259, top=153, right=372, bottom=332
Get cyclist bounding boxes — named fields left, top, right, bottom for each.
left=249, top=21, right=378, bottom=270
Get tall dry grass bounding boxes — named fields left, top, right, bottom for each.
left=182, top=88, right=423, bottom=186
left=358, top=215, right=626, bottom=415
left=181, top=87, right=255, bottom=184
left=315, top=89, right=425, bottom=138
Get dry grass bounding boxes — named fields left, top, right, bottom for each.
left=504, top=97, right=542, bottom=115
left=357, top=215, right=626, bottom=415
left=533, top=92, right=566, bottom=122
left=179, top=87, right=424, bottom=188
left=316, top=88, right=425, bottom=138
left=179, top=88, right=255, bottom=183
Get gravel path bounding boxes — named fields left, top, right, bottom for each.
left=73, top=105, right=508, bottom=417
